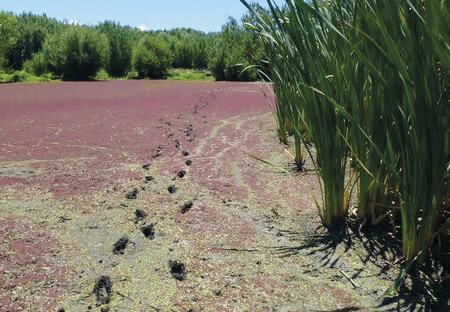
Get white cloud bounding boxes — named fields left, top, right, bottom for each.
left=138, top=25, right=147, bottom=32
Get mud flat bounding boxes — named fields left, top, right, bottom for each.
left=1, top=81, right=405, bottom=311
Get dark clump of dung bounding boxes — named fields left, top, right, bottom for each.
left=152, top=145, right=163, bottom=158
left=180, top=201, right=194, bottom=214
left=142, top=164, right=150, bottom=170
left=184, top=125, right=195, bottom=142
left=182, top=151, right=189, bottom=157
left=92, top=276, right=112, bottom=305
left=140, top=223, right=155, bottom=239
left=167, top=185, right=177, bottom=194
left=177, top=170, right=186, bottom=179
left=134, top=209, right=148, bottom=221
left=169, top=260, right=186, bottom=281
left=57, top=308, right=65, bottom=312
left=145, top=175, right=154, bottom=182
left=113, top=236, right=129, bottom=254
left=126, top=188, right=138, bottom=200
left=175, top=139, right=181, bottom=149
left=185, top=160, right=192, bottom=166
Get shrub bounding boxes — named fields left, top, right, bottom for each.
left=24, top=51, right=47, bottom=76
left=94, top=69, right=109, bottom=81
left=42, top=26, right=110, bottom=80
left=132, top=36, right=171, bottom=78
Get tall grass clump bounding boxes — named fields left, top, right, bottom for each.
left=244, top=0, right=450, bottom=266
left=244, top=0, right=354, bottom=227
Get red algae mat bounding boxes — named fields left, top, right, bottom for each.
left=1, top=81, right=400, bottom=312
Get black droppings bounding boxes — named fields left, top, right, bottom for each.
left=126, top=188, right=138, bottom=200
left=167, top=185, right=177, bottom=194
left=152, top=145, right=164, bottom=158
left=142, top=164, right=150, bottom=170
left=169, top=260, right=186, bottom=281
left=113, top=236, right=129, bottom=254
left=177, top=170, right=186, bottom=179
left=185, top=160, right=192, bottom=166
left=140, top=223, right=155, bottom=239
left=134, top=209, right=148, bottom=221
left=182, top=151, right=189, bottom=157
left=175, top=140, right=181, bottom=149
left=92, top=276, right=112, bottom=305
left=145, top=176, right=154, bottom=182
left=180, top=201, right=194, bottom=214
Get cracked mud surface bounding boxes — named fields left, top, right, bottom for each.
left=1, top=81, right=407, bottom=311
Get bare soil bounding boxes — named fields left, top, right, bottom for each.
left=0, top=81, right=432, bottom=312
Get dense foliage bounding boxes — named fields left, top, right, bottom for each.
left=166, top=28, right=208, bottom=69
left=97, top=21, right=133, bottom=77
left=132, top=35, right=171, bottom=78
left=40, top=26, right=110, bottom=80
left=0, top=12, right=18, bottom=66
left=207, top=17, right=263, bottom=81
left=5, top=13, right=60, bottom=70
left=0, top=11, right=264, bottom=81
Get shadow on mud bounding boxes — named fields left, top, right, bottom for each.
left=271, top=223, right=450, bottom=312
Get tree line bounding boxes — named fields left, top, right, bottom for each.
left=0, top=11, right=265, bottom=81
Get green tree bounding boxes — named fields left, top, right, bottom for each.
left=207, top=17, right=262, bottom=81
left=6, top=13, right=60, bottom=70
left=167, top=28, right=208, bottom=69
left=0, top=12, right=18, bottom=67
left=132, top=35, right=171, bottom=78
left=97, top=21, right=132, bottom=77
left=41, top=26, right=109, bottom=80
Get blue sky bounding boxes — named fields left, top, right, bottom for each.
left=0, top=0, right=283, bottom=33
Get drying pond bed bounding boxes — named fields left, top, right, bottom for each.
left=0, top=81, right=427, bottom=311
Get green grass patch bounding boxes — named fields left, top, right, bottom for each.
left=167, top=68, right=214, bottom=82
left=0, top=70, right=59, bottom=83
left=94, top=69, right=111, bottom=81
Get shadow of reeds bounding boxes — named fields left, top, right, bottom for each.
left=270, top=222, right=450, bottom=312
